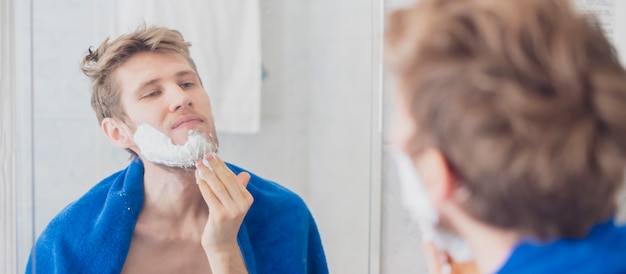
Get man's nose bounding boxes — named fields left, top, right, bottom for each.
left=168, top=85, right=193, bottom=112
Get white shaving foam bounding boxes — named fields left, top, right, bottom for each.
left=392, top=149, right=473, bottom=263
left=133, top=123, right=217, bottom=168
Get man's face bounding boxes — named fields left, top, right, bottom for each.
left=113, top=50, right=217, bottom=153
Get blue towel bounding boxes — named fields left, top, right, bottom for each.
left=26, top=158, right=328, bottom=273
left=497, top=218, right=626, bottom=274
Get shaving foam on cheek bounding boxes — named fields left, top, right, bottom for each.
left=133, top=123, right=217, bottom=168
left=392, top=149, right=473, bottom=263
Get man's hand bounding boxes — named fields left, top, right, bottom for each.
left=196, top=154, right=253, bottom=273
left=423, top=242, right=478, bottom=274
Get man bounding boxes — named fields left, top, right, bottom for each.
left=386, top=0, right=626, bottom=273
left=27, top=26, right=328, bottom=274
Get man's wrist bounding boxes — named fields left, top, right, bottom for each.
left=204, top=243, right=248, bottom=274
left=204, top=242, right=239, bottom=257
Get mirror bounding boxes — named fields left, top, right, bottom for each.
left=9, top=0, right=383, bottom=273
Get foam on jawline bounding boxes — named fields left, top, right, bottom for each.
left=392, top=148, right=473, bottom=263
left=133, top=123, right=217, bottom=168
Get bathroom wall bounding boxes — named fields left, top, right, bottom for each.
left=19, top=0, right=380, bottom=273
left=221, top=1, right=378, bottom=273
left=1, top=1, right=16, bottom=273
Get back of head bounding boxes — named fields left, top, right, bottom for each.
left=80, top=26, right=198, bottom=125
left=386, top=0, right=626, bottom=239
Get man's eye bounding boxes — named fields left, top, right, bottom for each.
left=181, top=82, right=194, bottom=89
left=143, top=91, right=160, bottom=98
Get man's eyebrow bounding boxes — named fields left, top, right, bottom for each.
left=176, top=70, right=196, bottom=78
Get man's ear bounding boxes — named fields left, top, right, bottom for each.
left=412, top=148, right=458, bottom=208
left=101, top=117, right=134, bottom=149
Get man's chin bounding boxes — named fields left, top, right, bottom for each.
left=137, top=154, right=198, bottom=170
left=153, top=160, right=198, bottom=171
left=172, top=129, right=217, bottom=147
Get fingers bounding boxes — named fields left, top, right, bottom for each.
left=196, top=168, right=220, bottom=208
left=204, top=154, right=251, bottom=197
left=196, top=162, right=234, bottom=209
left=209, top=154, right=250, bottom=193
left=423, top=242, right=445, bottom=274
left=195, top=154, right=253, bottom=210
left=237, top=172, right=251, bottom=188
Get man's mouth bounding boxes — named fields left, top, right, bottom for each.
left=172, top=115, right=204, bottom=129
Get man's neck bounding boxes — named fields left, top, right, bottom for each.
left=139, top=160, right=208, bottom=238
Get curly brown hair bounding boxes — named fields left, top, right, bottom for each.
left=386, top=0, right=626, bottom=239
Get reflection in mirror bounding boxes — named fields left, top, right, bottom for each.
left=12, top=0, right=383, bottom=273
